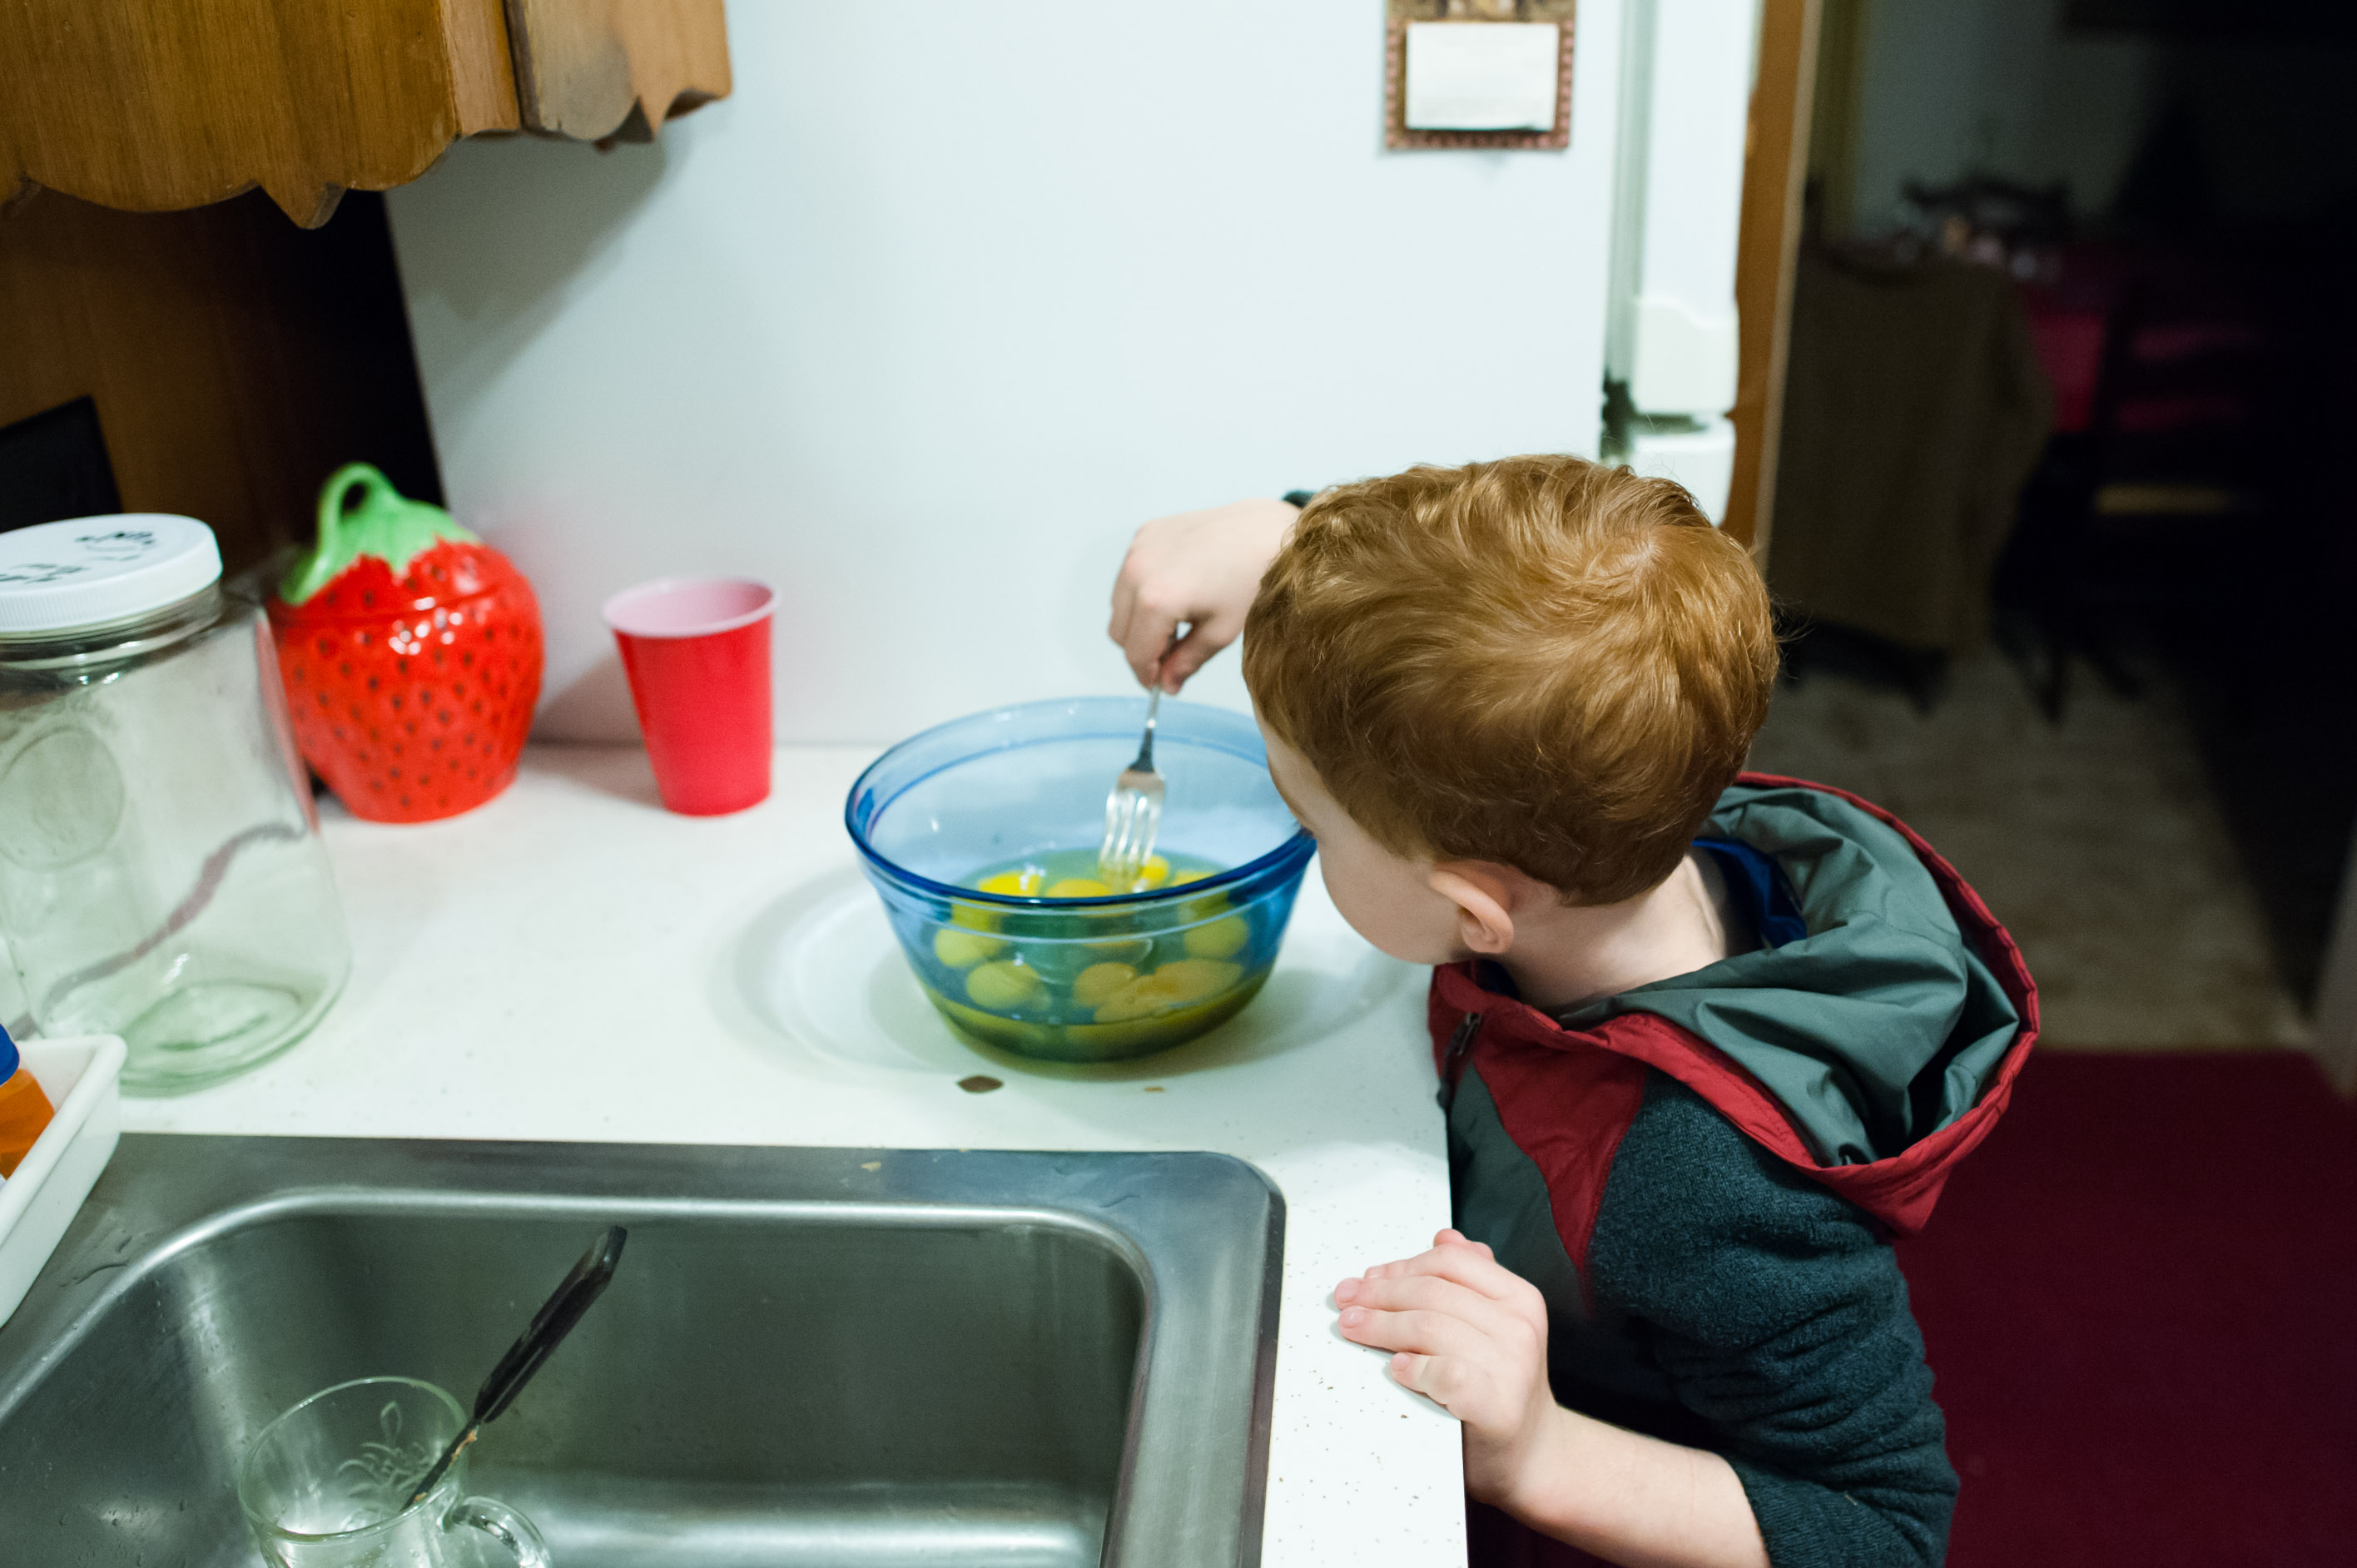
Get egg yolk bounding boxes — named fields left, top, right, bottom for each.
left=1090, top=958, right=1243, bottom=1024
left=966, top=959, right=1043, bottom=1010
left=1182, top=915, right=1249, bottom=960
left=934, top=927, right=1006, bottom=968
left=1072, top=961, right=1139, bottom=1006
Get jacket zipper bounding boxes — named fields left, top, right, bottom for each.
left=1437, top=1010, right=1482, bottom=1111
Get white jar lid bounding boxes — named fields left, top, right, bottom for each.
left=0, top=514, right=223, bottom=635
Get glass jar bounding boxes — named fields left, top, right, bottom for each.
left=0, top=515, right=350, bottom=1095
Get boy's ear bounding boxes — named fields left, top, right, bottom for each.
left=1428, top=862, right=1520, bottom=955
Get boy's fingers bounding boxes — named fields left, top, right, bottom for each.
left=1159, top=611, right=1240, bottom=692
left=1435, top=1228, right=1495, bottom=1258
left=1337, top=1303, right=1487, bottom=1362
left=1108, top=573, right=1139, bottom=651
left=1348, top=1273, right=1506, bottom=1321
left=1346, top=1274, right=1531, bottom=1348
left=1158, top=628, right=1208, bottom=692
left=1387, top=1351, right=1468, bottom=1414
left=1357, top=1233, right=1498, bottom=1288
left=1387, top=1352, right=1440, bottom=1401
left=1120, top=620, right=1171, bottom=687
left=1366, top=1249, right=1482, bottom=1288
left=1387, top=1351, right=1492, bottom=1422
left=1109, top=583, right=1171, bottom=689
left=1390, top=1244, right=1538, bottom=1310
left=1119, top=602, right=1186, bottom=689
left=1367, top=1244, right=1443, bottom=1279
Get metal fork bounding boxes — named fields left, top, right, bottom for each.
left=1098, top=687, right=1167, bottom=887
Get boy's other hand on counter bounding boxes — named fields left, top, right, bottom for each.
left=1108, top=497, right=1298, bottom=692
left=1334, top=1229, right=1563, bottom=1507
left=1337, top=1230, right=1772, bottom=1568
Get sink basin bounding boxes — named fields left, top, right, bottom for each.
left=0, top=1136, right=1283, bottom=1567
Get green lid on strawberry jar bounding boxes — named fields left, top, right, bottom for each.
left=279, top=463, right=480, bottom=606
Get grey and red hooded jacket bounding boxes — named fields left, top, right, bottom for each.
left=1438, top=774, right=2037, bottom=1568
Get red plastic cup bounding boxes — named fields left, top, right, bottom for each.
left=603, top=577, right=776, bottom=816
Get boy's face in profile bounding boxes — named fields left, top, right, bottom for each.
left=1260, top=726, right=1471, bottom=966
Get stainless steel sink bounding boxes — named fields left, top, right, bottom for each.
left=0, top=1136, right=1283, bottom=1567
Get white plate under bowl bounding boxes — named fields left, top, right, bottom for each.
left=737, top=867, right=1414, bottom=1081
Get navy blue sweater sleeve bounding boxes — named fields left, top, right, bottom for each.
left=1585, top=1076, right=1956, bottom=1568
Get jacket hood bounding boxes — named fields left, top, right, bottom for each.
left=1432, top=773, right=2038, bottom=1236
left=1590, top=776, right=2025, bottom=1166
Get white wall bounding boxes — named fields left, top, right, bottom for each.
left=1844, top=0, right=2159, bottom=233
left=389, top=0, right=1627, bottom=744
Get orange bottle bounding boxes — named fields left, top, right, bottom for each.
left=0, top=1029, right=54, bottom=1178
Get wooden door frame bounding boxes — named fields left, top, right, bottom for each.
left=1721, top=0, right=1821, bottom=557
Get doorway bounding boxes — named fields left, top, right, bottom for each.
left=1751, top=0, right=2357, bottom=1063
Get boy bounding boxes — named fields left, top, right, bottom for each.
left=1109, top=456, right=2037, bottom=1568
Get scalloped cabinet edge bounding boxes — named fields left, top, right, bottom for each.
left=0, top=0, right=732, bottom=229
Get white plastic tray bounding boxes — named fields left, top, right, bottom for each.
left=0, top=1035, right=125, bottom=1328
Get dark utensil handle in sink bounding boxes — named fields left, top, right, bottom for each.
left=407, top=1225, right=628, bottom=1505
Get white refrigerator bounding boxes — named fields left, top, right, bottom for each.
left=388, top=0, right=1759, bottom=745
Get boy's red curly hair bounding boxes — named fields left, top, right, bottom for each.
left=1243, top=454, right=1778, bottom=906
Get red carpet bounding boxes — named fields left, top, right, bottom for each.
left=1897, top=1051, right=2357, bottom=1567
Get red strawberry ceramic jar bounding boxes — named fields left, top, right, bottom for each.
left=269, top=465, right=543, bottom=823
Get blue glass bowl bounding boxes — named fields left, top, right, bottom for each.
left=846, top=697, right=1315, bottom=1062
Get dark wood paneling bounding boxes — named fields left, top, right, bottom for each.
left=0, top=188, right=442, bottom=576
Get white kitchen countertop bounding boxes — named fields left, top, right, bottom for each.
left=127, top=742, right=1466, bottom=1566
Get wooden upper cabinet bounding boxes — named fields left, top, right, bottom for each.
left=509, top=0, right=732, bottom=143
left=0, top=0, right=731, bottom=229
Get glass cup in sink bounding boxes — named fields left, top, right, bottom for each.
left=236, top=1377, right=549, bottom=1568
